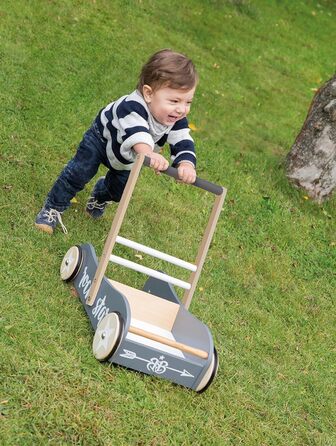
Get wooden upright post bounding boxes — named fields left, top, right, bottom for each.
left=86, top=154, right=145, bottom=306
left=182, top=188, right=227, bottom=310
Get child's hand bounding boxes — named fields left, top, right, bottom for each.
left=177, top=162, right=196, bottom=184
left=149, top=153, right=169, bottom=173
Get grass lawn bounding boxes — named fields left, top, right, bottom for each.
left=1, top=0, right=335, bottom=444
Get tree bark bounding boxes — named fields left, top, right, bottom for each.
left=286, top=74, right=336, bottom=203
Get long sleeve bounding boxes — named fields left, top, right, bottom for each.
left=98, top=91, right=156, bottom=170
left=167, top=118, right=196, bottom=167
left=116, top=98, right=154, bottom=156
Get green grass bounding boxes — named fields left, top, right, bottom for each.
left=1, top=0, right=335, bottom=444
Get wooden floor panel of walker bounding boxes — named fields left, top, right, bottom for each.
left=108, top=279, right=179, bottom=331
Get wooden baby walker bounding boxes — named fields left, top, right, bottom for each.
left=60, top=154, right=227, bottom=392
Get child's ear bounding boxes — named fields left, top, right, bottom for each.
left=142, top=85, right=153, bottom=103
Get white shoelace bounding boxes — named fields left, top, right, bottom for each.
left=44, top=209, right=68, bottom=234
left=87, top=198, right=112, bottom=210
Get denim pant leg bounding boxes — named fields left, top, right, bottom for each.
left=103, top=168, right=130, bottom=202
left=45, top=127, right=107, bottom=212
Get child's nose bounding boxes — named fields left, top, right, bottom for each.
left=176, top=104, right=187, bottom=115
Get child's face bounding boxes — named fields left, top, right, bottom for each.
left=142, top=85, right=196, bottom=126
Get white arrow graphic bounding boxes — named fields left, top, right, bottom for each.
left=119, top=349, right=194, bottom=378
left=165, top=367, right=194, bottom=378
left=120, top=349, right=136, bottom=360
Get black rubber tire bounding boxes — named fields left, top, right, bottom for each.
left=196, top=347, right=219, bottom=393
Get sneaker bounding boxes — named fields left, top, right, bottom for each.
left=86, top=197, right=112, bottom=219
left=86, top=177, right=112, bottom=219
left=35, top=207, right=68, bottom=234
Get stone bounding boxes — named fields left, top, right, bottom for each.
left=286, top=74, right=336, bottom=202
left=330, top=81, right=336, bottom=96
left=324, top=99, right=336, bottom=121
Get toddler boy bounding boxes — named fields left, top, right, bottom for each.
left=35, top=49, right=198, bottom=234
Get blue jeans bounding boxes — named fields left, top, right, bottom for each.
left=45, top=123, right=130, bottom=212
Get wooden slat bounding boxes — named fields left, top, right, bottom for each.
left=128, top=326, right=208, bottom=359
left=109, top=255, right=191, bottom=289
left=115, top=236, right=197, bottom=271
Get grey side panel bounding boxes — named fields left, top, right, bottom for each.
left=73, top=243, right=131, bottom=332
left=172, top=306, right=214, bottom=390
left=112, top=338, right=203, bottom=388
left=142, top=276, right=180, bottom=304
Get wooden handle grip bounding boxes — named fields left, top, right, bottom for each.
left=143, top=156, right=224, bottom=196
left=129, top=326, right=208, bottom=359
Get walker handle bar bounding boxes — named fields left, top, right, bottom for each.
left=143, top=156, right=224, bottom=195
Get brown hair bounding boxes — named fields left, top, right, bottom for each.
left=137, top=49, right=198, bottom=92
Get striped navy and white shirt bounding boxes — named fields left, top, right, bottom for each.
left=94, top=90, right=196, bottom=171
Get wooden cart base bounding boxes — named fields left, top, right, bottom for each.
left=61, top=243, right=218, bottom=392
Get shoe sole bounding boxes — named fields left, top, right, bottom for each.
left=35, top=223, right=54, bottom=234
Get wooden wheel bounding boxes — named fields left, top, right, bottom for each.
left=92, top=312, right=124, bottom=362
left=60, top=245, right=83, bottom=282
left=196, top=348, right=219, bottom=393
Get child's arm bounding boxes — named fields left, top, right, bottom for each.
left=133, top=143, right=169, bottom=172
left=167, top=118, right=197, bottom=184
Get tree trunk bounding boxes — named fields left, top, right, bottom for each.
left=286, top=74, right=336, bottom=203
